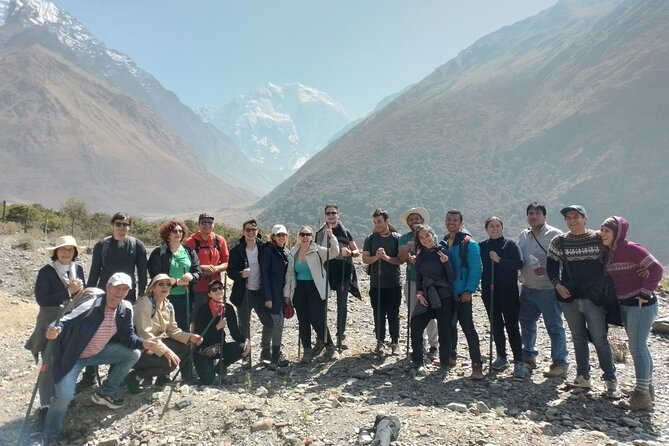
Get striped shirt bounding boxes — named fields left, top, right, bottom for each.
left=79, top=306, right=117, bottom=358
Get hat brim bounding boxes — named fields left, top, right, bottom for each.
left=400, top=207, right=430, bottom=227
left=560, top=206, right=586, bottom=217
left=147, top=274, right=177, bottom=290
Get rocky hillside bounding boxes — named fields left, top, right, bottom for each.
left=257, top=0, right=669, bottom=263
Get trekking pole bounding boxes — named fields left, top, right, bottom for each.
left=219, top=273, right=228, bottom=387
left=488, top=260, right=495, bottom=373
left=244, top=259, right=252, bottom=374
left=339, top=243, right=346, bottom=353
left=376, top=262, right=382, bottom=356
left=184, top=267, right=194, bottom=382
left=323, top=229, right=331, bottom=356
left=406, top=263, right=412, bottom=361
left=18, top=314, right=63, bottom=446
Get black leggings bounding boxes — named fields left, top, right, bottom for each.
left=133, top=338, right=189, bottom=379
left=450, top=299, right=482, bottom=363
left=482, top=291, right=522, bottom=362
left=369, top=287, right=402, bottom=343
left=411, top=299, right=454, bottom=365
left=193, top=342, right=244, bottom=385
left=293, top=280, right=333, bottom=349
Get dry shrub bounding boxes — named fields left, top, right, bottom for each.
left=0, top=221, right=21, bottom=235
left=609, top=325, right=628, bottom=363
left=12, top=234, right=38, bottom=251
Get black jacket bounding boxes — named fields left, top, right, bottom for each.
left=147, top=244, right=202, bottom=288
left=227, top=237, right=266, bottom=307
left=478, top=237, right=523, bottom=299
left=260, top=244, right=288, bottom=314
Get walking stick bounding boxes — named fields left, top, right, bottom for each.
left=18, top=312, right=63, bottom=446
left=376, top=262, right=383, bottom=356
left=339, top=243, right=346, bottom=353
left=184, top=268, right=194, bottom=382
left=406, top=263, right=412, bottom=360
left=244, top=259, right=253, bottom=373
left=488, top=260, right=495, bottom=373
left=219, top=273, right=228, bottom=387
left=323, top=229, right=331, bottom=355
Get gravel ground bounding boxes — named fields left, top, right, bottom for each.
left=0, top=233, right=667, bottom=446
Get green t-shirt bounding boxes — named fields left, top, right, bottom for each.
left=295, top=259, right=313, bottom=281
left=169, top=245, right=191, bottom=295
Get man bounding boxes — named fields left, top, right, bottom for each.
left=547, top=205, right=619, bottom=397
left=398, top=207, right=439, bottom=360
left=517, top=202, right=569, bottom=377
left=443, top=210, right=484, bottom=380
left=42, top=273, right=158, bottom=445
left=184, top=213, right=229, bottom=316
left=314, top=203, right=361, bottom=350
left=362, top=209, right=402, bottom=355
left=227, top=219, right=273, bottom=363
left=81, top=212, right=148, bottom=390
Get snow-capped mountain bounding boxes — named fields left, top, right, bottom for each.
left=0, top=0, right=269, bottom=194
left=198, top=82, right=351, bottom=186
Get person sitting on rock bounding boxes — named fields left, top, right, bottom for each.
left=128, top=274, right=203, bottom=391
left=193, top=279, right=250, bottom=385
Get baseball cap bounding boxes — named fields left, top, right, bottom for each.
left=271, top=224, right=288, bottom=235
left=198, top=213, right=214, bottom=222
left=107, top=272, right=133, bottom=287
left=560, top=205, right=587, bottom=217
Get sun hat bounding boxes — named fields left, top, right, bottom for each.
left=399, top=207, right=430, bottom=227
left=147, top=273, right=176, bottom=291
left=45, top=235, right=86, bottom=257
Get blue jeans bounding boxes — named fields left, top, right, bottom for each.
left=561, top=299, right=616, bottom=381
left=621, top=303, right=658, bottom=386
left=519, top=286, right=569, bottom=368
left=43, top=343, right=141, bottom=441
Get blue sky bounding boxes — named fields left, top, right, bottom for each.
left=52, top=0, right=557, bottom=119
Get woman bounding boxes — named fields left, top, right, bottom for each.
left=147, top=220, right=202, bottom=332
left=194, top=279, right=250, bottom=385
left=284, top=225, right=339, bottom=363
left=478, top=217, right=525, bottom=379
left=600, top=216, right=664, bottom=410
left=410, top=225, right=456, bottom=376
left=129, top=274, right=203, bottom=391
left=26, top=236, right=85, bottom=423
left=260, top=224, right=291, bottom=370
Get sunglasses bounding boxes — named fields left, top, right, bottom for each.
left=274, top=233, right=287, bottom=237
left=244, top=227, right=258, bottom=233
left=299, top=232, right=312, bottom=237
left=155, top=281, right=172, bottom=287
left=325, top=211, right=338, bottom=216
left=114, top=222, right=130, bottom=228
left=199, top=220, right=214, bottom=226
left=171, top=228, right=183, bottom=234
left=209, top=286, right=223, bottom=292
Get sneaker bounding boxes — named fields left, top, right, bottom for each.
left=543, top=363, right=568, bottom=378
left=154, top=375, right=171, bottom=387
left=522, top=355, right=537, bottom=370
left=389, top=343, right=399, bottom=356
left=375, top=341, right=385, bottom=355
left=426, top=347, right=439, bottom=362
left=91, top=392, right=125, bottom=410
left=312, top=339, right=325, bottom=357
left=569, top=375, right=592, bottom=388
left=260, top=348, right=271, bottom=363
left=75, top=373, right=96, bottom=393
left=491, top=357, right=510, bottom=371
left=513, top=362, right=527, bottom=380
left=336, top=336, right=349, bottom=351
left=470, top=362, right=484, bottom=381
left=604, top=380, right=622, bottom=399
left=300, top=348, right=313, bottom=364
left=409, top=364, right=427, bottom=378
left=141, top=377, right=154, bottom=387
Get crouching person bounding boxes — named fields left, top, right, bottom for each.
left=194, top=279, right=251, bottom=385
left=129, top=274, right=203, bottom=391
left=42, top=273, right=158, bottom=446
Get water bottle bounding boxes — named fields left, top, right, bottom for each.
left=529, top=254, right=545, bottom=276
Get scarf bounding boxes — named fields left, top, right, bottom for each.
left=208, top=299, right=225, bottom=317
left=51, top=260, right=76, bottom=284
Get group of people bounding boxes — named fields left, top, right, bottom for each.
left=28, top=203, right=664, bottom=445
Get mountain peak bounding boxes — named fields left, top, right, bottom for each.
left=1, top=0, right=63, bottom=27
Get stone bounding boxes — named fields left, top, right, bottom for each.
left=251, top=418, right=274, bottom=432
left=446, top=403, right=468, bottom=413
left=175, top=397, right=193, bottom=409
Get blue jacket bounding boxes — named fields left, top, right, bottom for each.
left=260, top=244, right=288, bottom=314
left=35, top=263, right=85, bottom=307
left=443, top=232, right=482, bottom=295
left=51, top=295, right=143, bottom=383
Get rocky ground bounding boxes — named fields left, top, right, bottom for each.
left=0, top=233, right=668, bottom=446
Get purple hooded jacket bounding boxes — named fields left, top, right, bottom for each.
left=603, top=216, right=664, bottom=305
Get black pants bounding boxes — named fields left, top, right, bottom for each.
left=193, top=342, right=244, bottom=385
left=133, top=338, right=189, bottom=379
left=449, top=299, right=482, bottom=363
left=369, top=286, right=402, bottom=344
left=293, top=280, right=333, bottom=349
left=411, top=299, right=454, bottom=366
left=482, top=292, right=522, bottom=362
left=169, top=293, right=193, bottom=332
left=236, top=289, right=275, bottom=350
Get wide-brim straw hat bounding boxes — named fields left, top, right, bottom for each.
left=147, top=273, right=177, bottom=291
left=45, top=235, right=86, bottom=257
left=399, top=207, right=430, bottom=227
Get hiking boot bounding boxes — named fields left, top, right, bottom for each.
left=491, top=357, right=509, bottom=371
left=375, top=341, right=385, bottom=355
left=389, top=343, right=399, bottom=356
left=319, top=344, right=339, bottom=362
left=569, top=375, right=592, bottom=388
left=604, top=380, right=622, bottom=399
left=75, top=371, right=96, bottom=393
left=543, top=363, right=568, bottom=378
left=336, top=335, right=349, bottom=351
left=522, top=355, right=537, bottom=370
left=260, top=347, right=272, bottom=363
left=269, top=346, right=289, bottom=370
left=625, top=390, right=653, bottom=410
left=513, top=362, right=527, bottom=380
left=124, top=371, right=144, bottom=394
left=426, top=347, right=439, bottom=362
left=155, top=375, right=172, bottom=387
left=312, top=339, right=325, bottom=357
left=91, top=392, right=125, bottom=409
left=448, top=357, right=457, bottom=367
left=300, top=348, right=313, bottom=364
left=470, top=362, right=484, bottom=380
